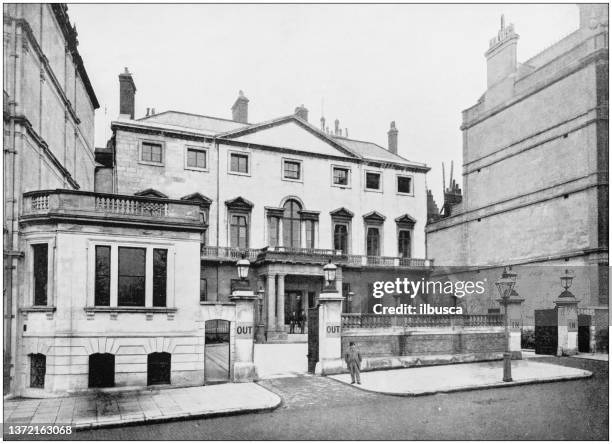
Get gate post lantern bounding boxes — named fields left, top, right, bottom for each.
left=229, top=254, right=259, bottom=382
left=315, top=260, right=345, bottom=376
left=554, top=269, right=580, bottom=356
left=496, top=267, right=517, bottom=382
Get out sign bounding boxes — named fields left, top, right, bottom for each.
left=326, top=323, right=341, bottom=337
left=236, top=323, right=253, bottom=337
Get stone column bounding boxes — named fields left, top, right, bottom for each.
left=555, top=291, right=580, bottom=356
left=266, top=274, right=276, bottom=335
left=314, top=290, right=345, bottom=376
left=229, top=292, right=258, bottom=382
left=277, top=274, right=285, bottom=331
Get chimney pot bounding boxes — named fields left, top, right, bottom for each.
left=118, top=68, right=137, bottom=119
left=295, top=104, right=309, bottom=122
left=387, top=121, right=398, bottom=154
left=231, top=90, right=249, bottom=123
left=146, top=107, right=150, bottom=117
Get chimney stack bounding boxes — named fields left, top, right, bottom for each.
left=334, top=119, right=340, bottom=136
left=231, top=90, right=249, bottom=124
left=388, top=121, right=398, bottom=154
left=119, top=67, right=136, bottom=119
left=294, top=104, right=309, bottom=122
left=485, top=15, right=519, bottom=89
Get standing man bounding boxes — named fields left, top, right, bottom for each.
left=289, top=311, right=297, bottom=333
left=344, top=342, right=362, bottom=384
left=299, top=309, right=306, bottom=334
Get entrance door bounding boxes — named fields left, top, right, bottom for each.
left=147, top=352, right=171, bottom=385
left=285, top=291, right=303, bottom=329
left=29, top=354, right=46, bottom=388
left=578, top=314, right=591, bottom=353
left=534, top=309, right=558, bottom=355
left=205, top=319, right=230, bottom=384
left=89, top=353, right=115, bottom=388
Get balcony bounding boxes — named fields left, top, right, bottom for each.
left=21, top=189, right=204, bottom=230
left=201, top=245, right=433, bottom=269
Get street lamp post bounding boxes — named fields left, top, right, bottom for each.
left=496, top=267, right=517, bottom=382
left=347, top=291, right=354, bottom=313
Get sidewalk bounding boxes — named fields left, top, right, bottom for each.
left=328, top=359, right=592, bottom=396
left=3, top=383, right=281, bottom=431
left=522, top=349, right=608, bottom=361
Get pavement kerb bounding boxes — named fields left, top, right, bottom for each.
left=72, top=396, right=282, bottom=431
left=327, top=370, right=593, bottom=397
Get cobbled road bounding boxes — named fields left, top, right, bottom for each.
left=20, top=356, right=611, bottom=440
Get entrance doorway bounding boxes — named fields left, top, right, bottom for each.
left=285, top=291, right=305, bottom=333
left=89, top=353, right=115, bottom=388
left=147, top=352, right=171, bottom=385
left=204, top=319, right=230, bottom=384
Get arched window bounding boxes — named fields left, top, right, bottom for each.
left=398, top=230, right=411, bottom=258
left=89, top=353, right=115, bottom=388
left=283, top=200, right=302, bottom=248
left=29, top=354, right=46, bottom=388
left=334, top=224, right=348, bottom=253
left=147, top=352, right=171, bottom=385
left=366, top=227, right=380, bottom=256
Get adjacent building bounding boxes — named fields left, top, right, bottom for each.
left=426, top=5, right=608, bottom=331
left=3, top=3, right=99, bottom=392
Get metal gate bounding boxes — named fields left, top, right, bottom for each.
left=578, top=314, right=591, bottom=353
left=534, top=309, right=557, bottom=355
left=307, top=307, right=319, bottom=373
left=204, top=319, right=230, bottom=384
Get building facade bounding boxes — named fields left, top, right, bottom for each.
left=100, top=71, right=433, bottom=342
left=3, top=3, right=99, bottom=392
left=426, top=5, right=608, bottom=328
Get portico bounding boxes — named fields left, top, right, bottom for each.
left=258, top=262, right=343, bottom=340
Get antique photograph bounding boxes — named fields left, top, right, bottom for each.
left=2, top=1, right=609, bottom=441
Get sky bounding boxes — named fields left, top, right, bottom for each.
left=68, top=2, right=579, bottom=205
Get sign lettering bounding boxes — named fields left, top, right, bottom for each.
left=236, top=323, right=254, bottom=337
left=326, top=323, right=341, bottom=337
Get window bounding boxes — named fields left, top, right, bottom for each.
left=89, top=353, right=115, bottom=388
left=200, top=269, right=207, bottom=302
left=305, top=220, right=315, bottom=249
left=268, top=216, right=279, bottom=247
left=366, top=227, right=380, bottom=256
left=153, top=249, right=167, bottom=307
left=30, top=354, right=46, bottom=388
left=230, top=153, right=249, bottom=174
left=147, top=352, right=171, bottom=385
left=230, top=215, right=249, bottom=248
left=283, top=200, right=302, bottom=248
left=186, top=148, right=207, bottom=170
left=398, top=230, right=411, bottom=258
left=397, top=175, right=412, bottom=194
left=365, top=172, right=381, bottom=191
left=33, top=244, right=48, bottom=306
left=283, top=159, right=302, bottom=180
left=95, top=246, right=111, bottom=306
left=118, top=247, right=146, bottom=306
left=334, top=224, right=349, bottom=254
left=141, top=141, right=163, bottom=164
left=332, top=166, right=350, bottom=186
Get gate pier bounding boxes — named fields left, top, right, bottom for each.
left=310, top=290, right=345, bottom=375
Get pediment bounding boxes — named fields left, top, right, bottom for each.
left=395, top=213, right=417, bottom=228
left=181, top=192, right=212, bottom=207
left=221, top=116, right=359, bottom=159
left=363, top=211, right=386, bottom=224
left=134, top=188, right=168, bottom=198
left=330, top=207, right=354, bottom=220
left=225, top=196, right=254, bottom=211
